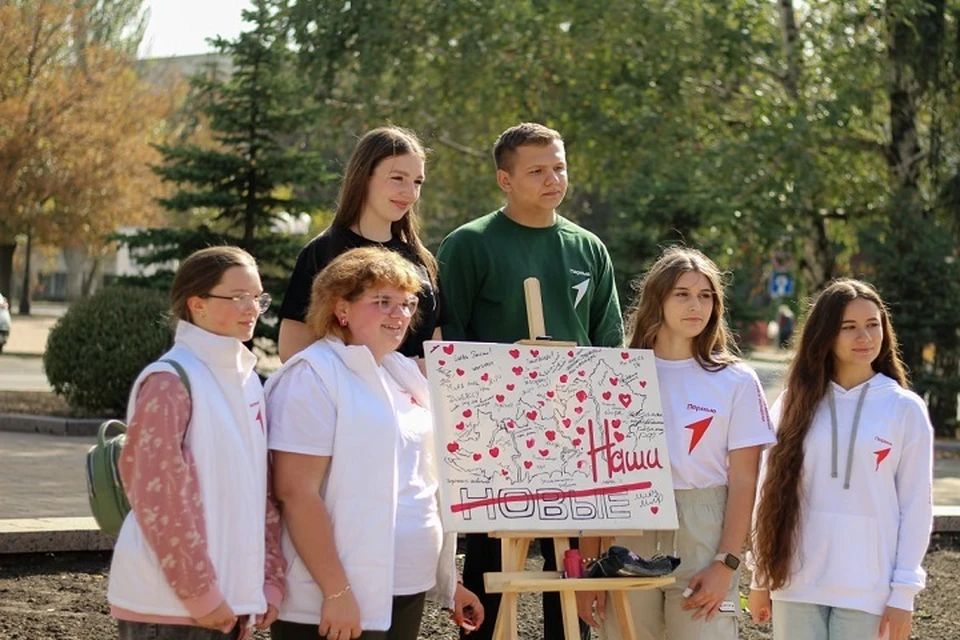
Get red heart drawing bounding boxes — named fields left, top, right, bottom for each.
left=455, top=422, right=465, bottom=430
left=574, top=406, right=583, bottom=414
left=502, top=469, right=510, bottom=476
left=529, top=371, right=538, bottom=379
left=576, top=427, right=586, bottom=435
left=559, top=374, right=569, bottom=383
left=547, top=391, right=555, bottom=398
left=651, top=506, right=659, bottom=514
left=506, top=383, right=515, bottom=391
left=524, top=461, right=533, bottom=469
left=562, top=418, right=572, bottom=428
left=496, top=394, right=505, bottom=403
left=512, top=366, right=523, bottom=376
left=618, top=394, right=632, bottom=408
left=576, top=390, right=588, bottom=403
left=447, top=442, right=459, bottom=453
left=614, top=431, right=625, bottom=443
left=438, top=360, right=446, bottom=366
left=489, top=447, right=500, bottom=458
left=481, top=373, right=490, bottom=382
left=620, top=351, right=629, bottom=360
left=531, top=349, right=540, bottom=357
left=602, top=391, right=612, bottom=400
left=578, top=370, right=586, bottom=377
left=609, top=377, right=619, bottom=386
left=545, top=430, right=556, bottom=441
left=506, top=420, right=516, bottom=429
left=539, top=449, right=550, bottom=457
left=526, top=410, right=538, bottom=420
left=463, top=409, right=473, bottom=418
left=567, top=350, right=575, bottom=357
left=456, top=368, right=465, bottom=377
left=639, top=380, right=647, bottom=388
left=472, top=453, right=482, bottom=461
left=611, top=419, right=621, bottom=429
left=577, top=460, right=584, bottom=468
left=526, top=438, right=535, bottom=448
left=537, top=400, right=545, bottom=407
left=509, top=349, right=520, bottom=359
left=572, top=438, right=582, bottom=446
left=443, top=344, right=455, bottom=355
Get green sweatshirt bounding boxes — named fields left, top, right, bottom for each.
left=437, top=209, right=623, bottom=347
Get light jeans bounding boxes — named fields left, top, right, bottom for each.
left=772, top=601, right=888, bottom=640
left=601, top=486, right=739, bottom=640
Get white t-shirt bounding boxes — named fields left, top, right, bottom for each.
left=656, top=358, right=775, bottom=489
left=378, top=369, right=443, bottom=595
left=267, top=361, right=441, bottom=595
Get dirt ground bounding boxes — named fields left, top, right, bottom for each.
left=1, top=536, right=957, bottom=640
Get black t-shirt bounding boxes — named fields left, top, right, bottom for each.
left=280, top=224, right=440, bottom=357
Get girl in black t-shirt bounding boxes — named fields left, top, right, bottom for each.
left=279, top=126, right=441, bottom=362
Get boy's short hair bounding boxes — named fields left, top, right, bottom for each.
left=493, top=122, right=564, bottom=172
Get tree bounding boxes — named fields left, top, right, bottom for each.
left=0, top=0, right=164, bottom=305
left=120, top=0, right=329, bottom=342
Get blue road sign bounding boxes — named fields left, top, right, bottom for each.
left=769, top=272, right=794, bottom=297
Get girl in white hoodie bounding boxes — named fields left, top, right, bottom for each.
left=748, top=279, right=934, bottom=640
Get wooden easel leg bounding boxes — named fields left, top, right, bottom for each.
left=492, top=537, right=529, bottom=640
left=560, top=591, right=581, bottom=640
left=610, top=590, right=637, bottom=640
left=551, top=537, right=581, bottom=640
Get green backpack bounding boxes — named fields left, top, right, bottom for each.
left=85, top=359, right=191, bottom=537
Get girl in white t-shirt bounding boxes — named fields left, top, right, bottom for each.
left=581, top=246, right=774, bottom=640
left=747, top=279, right=933, bottom=640
left=266, top=247, right=483, bottom=640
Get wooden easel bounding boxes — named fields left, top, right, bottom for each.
left=483, top=278, right=674, bottom=640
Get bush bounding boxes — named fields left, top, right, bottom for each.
left=44, top=286, right=173, bottom=416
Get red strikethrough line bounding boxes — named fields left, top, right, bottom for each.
left=449, top=481, right=653, bottom=513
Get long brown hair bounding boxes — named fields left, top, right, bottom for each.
left=753, top=278, right=908, bottom=590
left=170, top=246, right=257, bottom=323
left=624, top=246, right=738, bottom=371
left=334, top=126, right=437, bottom=284
left=305, top=247, right=423, bottom=344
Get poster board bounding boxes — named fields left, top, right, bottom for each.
left=425, top=341, right=679, bottom=533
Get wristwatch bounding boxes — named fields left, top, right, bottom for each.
left=714, top=552, right=740, bottom=571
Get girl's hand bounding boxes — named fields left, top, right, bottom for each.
left=318, top=589, right=363, bottom=640
left=680, top=563, right=736, bottom=621
left=254, top=603, right=279, bottom=629
left=879, top=606, right=912, bottom=640
left=194, top=599, right=237, bottom=633
left=576, top=590, right=606, bottom=629
left=450, top=583, right=485, bottom=633
left=746, top=589, right=772, bottom=624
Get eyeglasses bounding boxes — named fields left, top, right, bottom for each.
left=201, top=292, right=272, bottom=313
left=365, top=295, right=419, bottom=316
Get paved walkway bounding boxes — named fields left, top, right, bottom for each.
left=1, top=430, right=958, bottom=521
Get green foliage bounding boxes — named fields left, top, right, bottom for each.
left=120, top=0, right=330, bottom=350
left=44, top=286, right=173, bottom=416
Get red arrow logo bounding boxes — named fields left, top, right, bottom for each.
left=684, top=416, right=714, bottom=454
left=874, top=447, right=891, bottom=471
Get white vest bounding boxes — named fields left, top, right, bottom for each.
left=108, top=322, right=268, bottom=617
left=266, top=338, right=457, bottom=630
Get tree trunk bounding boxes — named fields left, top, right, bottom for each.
left=0, top=242, right=15, bottom=298
left=62, top=246, right=89, bottom=302
left=778, top=0, right=834, bottom=295
left=798, top=212, right=834, bottom=293
left=18, top=231, right=32, bottom=315
left=81, top=254, right=103, bottom=297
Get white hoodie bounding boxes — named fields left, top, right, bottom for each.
left=761, top=373, right=933, bottom=615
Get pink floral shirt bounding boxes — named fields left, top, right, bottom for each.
left=112, top=372, right=285, bottom=626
